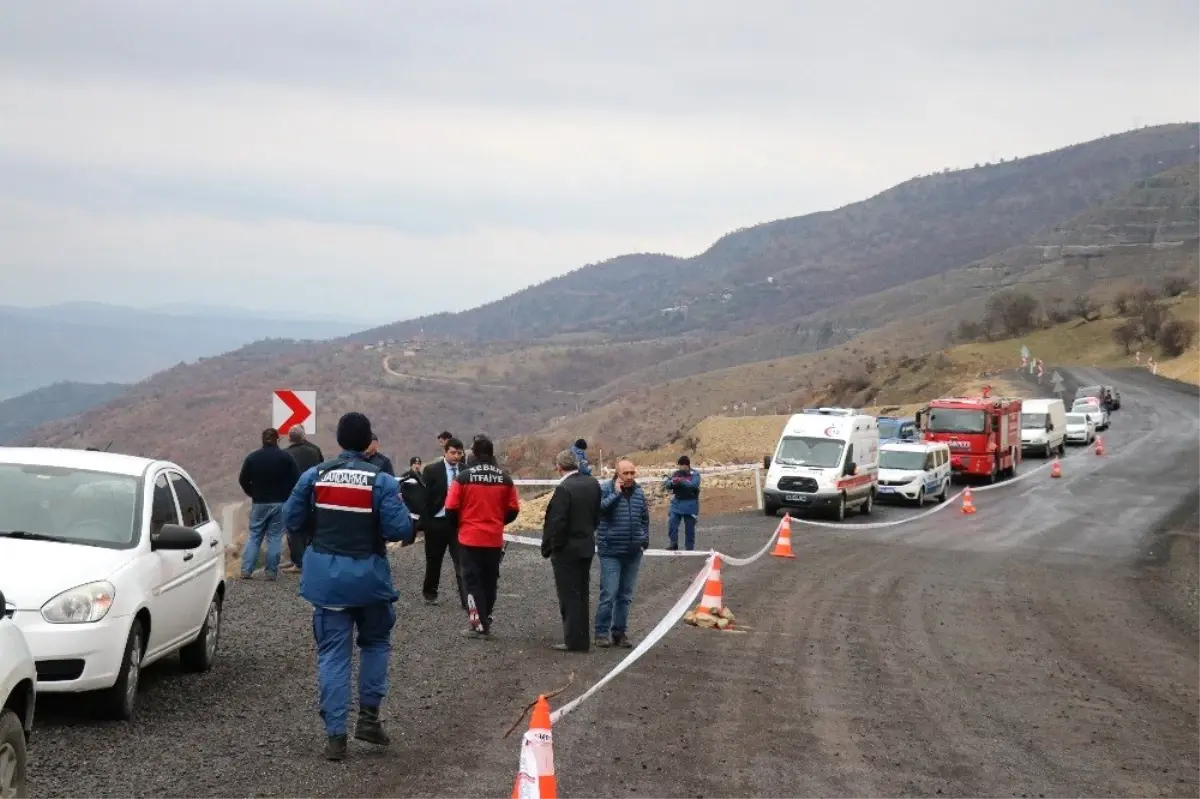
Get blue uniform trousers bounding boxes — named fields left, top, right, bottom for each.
left=667, top=511, right=697, bottom=550
left=312, top=602, right=395, bottom=735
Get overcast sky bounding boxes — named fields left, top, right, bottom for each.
left=1, top=1, right=1196, bottom=325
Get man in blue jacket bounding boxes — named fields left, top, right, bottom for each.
left=663, top=455, right=701, bottom=551
left=283, top=411, right=414, bottom=761
left=594, top=458, right=649, bottom=648
left=571, top=438, right=593, bottom=476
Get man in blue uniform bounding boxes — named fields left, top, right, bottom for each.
left=283, top=411, right=414, bottom=761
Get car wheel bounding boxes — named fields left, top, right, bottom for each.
left=180, top=592, right=222, bottom=673
left=937, top=480, right=949, bottom=502
left=913, top=486, right=924, bottom=507
left=1044, top=442, right=1052, bottom=459
left=833, top=494, right=846, bottom=521
left=0, top=708, right=26, bottom=799
left=96, top=619, right=143, bottom=721
left=860, top=491, right=873, bottom=515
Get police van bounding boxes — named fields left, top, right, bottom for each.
left=875, top=441, right=952, bottom=506
left=762, top=407, right=879, bottom=521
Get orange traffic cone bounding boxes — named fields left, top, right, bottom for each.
left=1050, top=458, right=1062, bottom=478
left=1094, top=436, right=1104, bottom=456
left=512, top=696, right=557, bottom=799
left=770, top=514, right=796, bottom=558
left=695, top=555, right=725, bottom=613
left=960, top=486, right=976, bottom=514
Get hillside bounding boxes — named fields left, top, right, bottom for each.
left=356, top=123, right=1198, bottom=343
left=21, top=125, right=1200, bottom=505
left=0, top=302, right=363, bottom=399
left=0, top=380, right=128, bottom=444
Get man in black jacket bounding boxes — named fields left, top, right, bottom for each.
left=420, top=437, right=467, bottom=607
left=238, top=428, right=301, bottom=580
left=365, top=433, right=395, bottom=476
left=282, top=427, right=325, bottom=573
left=542, top=448, right=601, bottom=652
left=399, top=457, right=426, bottom=532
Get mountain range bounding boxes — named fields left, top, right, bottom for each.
left=0, top=302, right=366, bottom=399
left=14, top=122, right=1200, bottom=504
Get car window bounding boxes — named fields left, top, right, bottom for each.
left=924, top=453, right=936, bottom=470
left=168, top=472, right=209, bottom=527
left=0, top=463, right=140, bottom=549
left=151, top=473, right=180, bottom=535
left=939, top=449, right=948, bottom=466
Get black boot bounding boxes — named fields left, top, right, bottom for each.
left=354, top=705, right=391, bottom=746
left=325, top=734, right=347, bottom=761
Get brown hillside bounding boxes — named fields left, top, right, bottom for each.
left=21, top=127, right=1200, bottom=508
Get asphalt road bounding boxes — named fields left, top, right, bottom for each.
left=27, top=368, right=1199, bottom=797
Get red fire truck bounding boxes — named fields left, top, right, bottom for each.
left=915, top=386, right=1022, bottom=483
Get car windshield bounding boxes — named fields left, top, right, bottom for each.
left=1075, top=386, right=1102, bottom=399
left=879, top=450, right=927, bottom=471
left=1022, top=413, right=1047, bottom=428
left=775, top=436, right=846, bottom=468
left=1065, top=414, right=1087, bottom=424
left=927, top=408, right=985, bottom=434
left=0, top=464, right=140, bottom=549
left=1073, top=399, right=1099, bottom=411
left=877, top=419, right=899, bottom=439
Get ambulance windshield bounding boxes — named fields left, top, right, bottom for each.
left=775, top=436, right=846, bottom=468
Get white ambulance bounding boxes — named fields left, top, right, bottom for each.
left=762, top=407, right=880, bottom=521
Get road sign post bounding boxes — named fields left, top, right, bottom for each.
left=1050, top=370, right=1064, bottom=397
left=273, top=390, right=316, bottom=435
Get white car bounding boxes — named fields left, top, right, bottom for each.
left=876, top=442, right=952, bottom=506
left=1064, top=412, right=1096, bottom=445
left=1070, top=398, right=1109, bottom=431
left=1, top=586, right=36, bottom=798
left=0, top=448, right=226, bottom=721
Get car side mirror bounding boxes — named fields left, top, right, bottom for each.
left=844, top=460, right=857, bottom=476
left=0, top=588, right=6, bottom=612
left=152, top=523, right=202, bottom=551
left=762, top=455, right=772, bottom=469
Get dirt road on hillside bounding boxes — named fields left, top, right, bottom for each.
left=27, top=369, right=1198, bottom=797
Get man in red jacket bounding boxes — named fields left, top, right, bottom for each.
left=444, top=436, right=520, bottom=640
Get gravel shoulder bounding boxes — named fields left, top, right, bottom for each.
left=28, top=368, right=1199, bottom=798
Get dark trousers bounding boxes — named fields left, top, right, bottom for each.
left=552, top=553, right=592, bottom=651
left=459, top=544, right=504, bottom=633
left=422, top=517, right=465, bottom=607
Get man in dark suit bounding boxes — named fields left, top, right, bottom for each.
left=420, top=437, right=467, bottom=607
left=541, top=448, right=602, bottom=652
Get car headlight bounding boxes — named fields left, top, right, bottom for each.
left=40, top=581, right=115, bottom=624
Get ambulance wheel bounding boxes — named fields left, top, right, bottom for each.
left=912, top=486, right=924, bottom=507
left=763, top=502, right=779, bottom=517
left=859, top=491, right=873, bottom=515
left=832, top=494, right=846, bottom=521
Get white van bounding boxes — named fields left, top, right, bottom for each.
left=1020, top=398, right=1067, bottom=457
left=876, top=441, right=952, bottom=506
left=763, top=407, right=879, bottom=521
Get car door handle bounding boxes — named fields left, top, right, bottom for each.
left=183, top=552, right=194, bottom=561
left=209, top=539, right=219, bottom=547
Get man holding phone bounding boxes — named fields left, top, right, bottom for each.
left=594, top=459, right=650, bottom=648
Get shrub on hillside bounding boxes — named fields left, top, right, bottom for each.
left=1111, top=319, right=1143, bottom=354
left=1156, top=319, right=1198, bottom=357
left=984, top=289, right=1041, bottom=337
left=954, top=319, right=986, bottom=342
left=1072, top=294, right=1101, bottom=322
left=1162, top=275, right=1194, bottom=298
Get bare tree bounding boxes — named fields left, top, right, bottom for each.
left=1140, top=301, right=1169, bottom=340
left=1111, top=319, right=1142, bottom=354
left=984, top=289, right=1041, bottom=338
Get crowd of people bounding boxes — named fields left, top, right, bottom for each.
left=234, top=413, right=702, bottom=760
